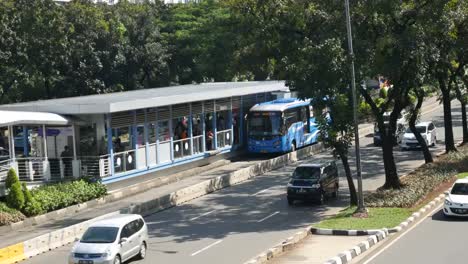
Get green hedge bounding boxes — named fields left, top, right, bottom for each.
left=1, top=178, right=107, bottom=226
left=32, top=180, right=107, bottom=212
left=366, top=146, right=468, bottom=208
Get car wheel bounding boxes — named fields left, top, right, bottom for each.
left=138, top=242, right=147, bottom=259
left=317, top=192, right=325, bottom=205
left=113, top=255, right=121, bottom=264
left=432, top=137, right=436, bottom=147
left=332, top=183, right=339, bottom=198
left=291, top=143, right=296, bottom=152
left=287, top=198, right=294, bottom=206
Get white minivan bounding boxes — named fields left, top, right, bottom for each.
left=69, top=214, right=148, bottom=264
left=400, top=121, right=437, bottom=150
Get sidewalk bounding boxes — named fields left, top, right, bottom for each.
left=0, top=97, right=440, bottom=250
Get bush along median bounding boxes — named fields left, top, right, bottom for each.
left=0, top=168, right=107, bottom=226
left=314, top=145, right=468, bottom=231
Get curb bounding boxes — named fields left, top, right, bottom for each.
left=323, top=229, right=389, bottom=264
left=310, top=228, right=383, bottom=236
left=0, top=143, right=327, bottom=264
left=244, top=227, right=311, bottom=264
left=244, top=140, right=458, bottom=264
left=0, top=159, right=231, bottom=235
left=321, top=192, right=445, bottom=264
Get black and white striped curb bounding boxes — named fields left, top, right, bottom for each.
left=323, top=229, right=389, bottom=264
left=310, top=228, right=383, bottom=236
left=388, top=193, right=445, bottom=233
left=321, top=192, right=447, bottom=264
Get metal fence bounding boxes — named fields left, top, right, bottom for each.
left=173, top=138, right=191, bottom=159
left=216, top=129, right=232, bottom=149
left=113, top=150, right=137, bottom=174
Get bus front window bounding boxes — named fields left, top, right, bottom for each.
left=248, top=112, right=282, bottom=136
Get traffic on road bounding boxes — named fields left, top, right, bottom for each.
left=23, top=99, right=463, bottom=264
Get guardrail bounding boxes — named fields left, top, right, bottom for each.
left=173, top=138, right=191, bottom=159
left=79, top=155, right=111, bottom=178
left=216, top=129, right=232, bottom=149
left=16, top=158, right=46, bottom=182
left=193, top=135, right=203, bottom=154
left=0, top=159, right=11, bottom=182
left=113, top=150, right=137, bottom=174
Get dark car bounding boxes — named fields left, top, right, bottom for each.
left=287, top=161, right=339, bottom=205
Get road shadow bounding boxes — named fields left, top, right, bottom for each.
left=431, top=209, right=468, bottom=222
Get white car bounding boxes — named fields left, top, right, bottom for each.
left=69, top=214, right=148, bottom=264
left=400, top=121, right=437, bottom=150
left=444, top=178, right=468, bottom=217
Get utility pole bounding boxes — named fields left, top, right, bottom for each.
left=344, top=0, right=366, bottom=213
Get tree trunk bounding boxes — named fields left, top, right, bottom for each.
left=409, top=124, right=433, bottom=163
left=381, top=132, right=401, bottom=189
left=409, top=91, right=433, bottom=163
left=461, top=101, right=468, bottom=145
left=455, top=81, right=468, bottom=144
left=340, top=153, right=358, bottom=206
left=439, top=78, right=457, bottom=152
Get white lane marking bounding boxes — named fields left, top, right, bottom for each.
left=252, top=187, right=273, bottom=196
left=189, top=210, right=216, bottom=221
left=191, top=240, right=223, bottom=256
left=362, top=204, right=443, bottom=264
left=257, top=211, right=280, bottom=223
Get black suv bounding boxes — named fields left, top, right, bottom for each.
left=287, top=161, right=339, bottom=205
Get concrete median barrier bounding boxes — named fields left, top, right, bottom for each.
left=1, top=142, right=326, bottom=263
left=124, top=143, right=325, bottom=217
left=0, top=243, right=25, bottom=264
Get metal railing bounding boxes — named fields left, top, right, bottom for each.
left=193, top=135, right=203, bottom=154
left=79, top=155, right=111, bottom=179
left=216, top=129, right=232, bottom=149
left=173, top=138, right=191, bottom=159
left=16, top=157, right=46, bottom=182
left=114, top=149, right=137, bottom=174
left=0, top=159, right=11, bottom=182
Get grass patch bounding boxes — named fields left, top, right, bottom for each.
left=314, top=207, right=413, bottom=230
left=457, top=172, right=468, bottom=179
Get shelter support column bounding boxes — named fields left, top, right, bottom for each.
left=169, top=106, right=174, bottom=162
left=106, top=114, right=115, bottom=176
left=189, top=104, right=194, bottom=156
left=144, top=110, right=149, bottom=168
left=8, top=125, right=18, bottom=172
left=71, top=123, right=80, bottom=179
left=42, top=125, right=51, bottom=181
left=213, top=101, right=217, bottom=150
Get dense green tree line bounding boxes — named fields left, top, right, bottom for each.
left=0, top=0, right=467, bottom=192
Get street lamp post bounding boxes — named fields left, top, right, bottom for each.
left=344, top=0, right=366, bottom=213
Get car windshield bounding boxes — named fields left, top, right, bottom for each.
left=80, top=227, right=119, bottom=244
left=451, top=183, right=468, bottom=195
left=292, top=167, right=321, bottom=180
left=248, top=112, right=282, bottom=136
left=405, top=126, right=426, bottom=134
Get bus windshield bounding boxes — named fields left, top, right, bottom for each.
left=248, top=112, right=282, bottom=136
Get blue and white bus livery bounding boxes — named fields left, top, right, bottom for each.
left=247, top=98, right=319, bottom=153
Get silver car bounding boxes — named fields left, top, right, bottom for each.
left=69, top=214, right=148, bottom=264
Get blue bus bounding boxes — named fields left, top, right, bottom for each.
left=247, top=98, right=320, bottom=153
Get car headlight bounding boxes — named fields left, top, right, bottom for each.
left=445, top=199, right=452, bottom=206
left=311, top=184, right=321, bottom=188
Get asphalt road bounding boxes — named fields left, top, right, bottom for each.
left=356, top=204, right=468, bottom=264
left=22, top=100, right=463, bottom=264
